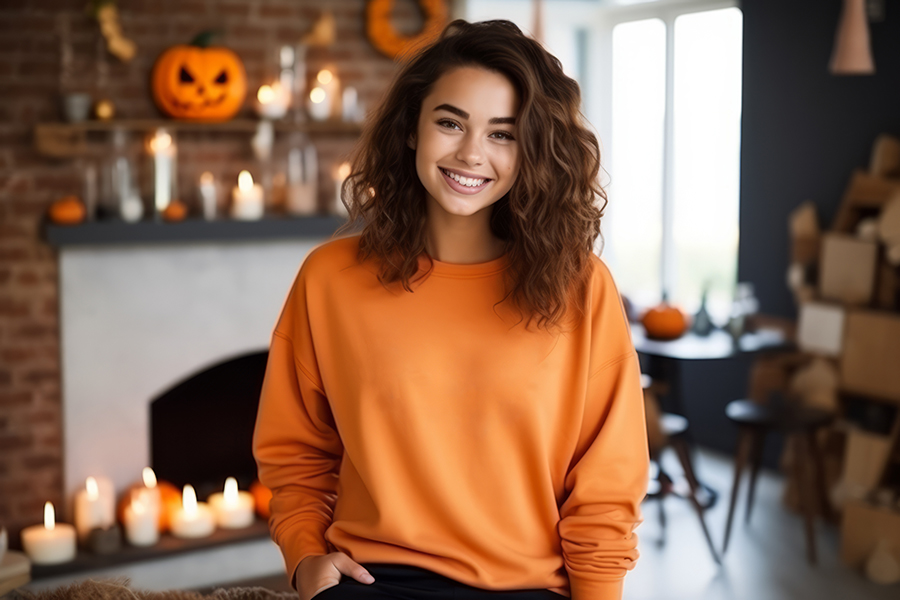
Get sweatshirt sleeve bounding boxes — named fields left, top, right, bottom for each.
left=252, top=262, right=343, bottom=591
left=558, top=260, right=650, bottom=600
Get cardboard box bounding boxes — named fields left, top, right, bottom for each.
left=797, top=302, right=846, bottom=357
left=841, top=499, right=900, bottom=569
left=842, top=427, right=893, bottom=492
left=819, top=233, right=878, bottom=305
left=840, top=310, right=900, bottom=404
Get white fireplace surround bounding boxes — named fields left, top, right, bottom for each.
left=58, top=236, right=328, bottom=516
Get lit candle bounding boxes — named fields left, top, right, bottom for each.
left=307, top=68, right=340, bottom=121
left=74, top=476, right=115, bottom=544
left=123, top=493, right=159, bottom=547
left=149, top=128, right=176, bottom=215
left=207, top=477, right=255, bottom=529
left=255, top=82, right=290, bottom=120
left=21, top=502, right=76, bottom=565
left=199, top=171, right=217, bottom=220
left=332, top=161, right=351, bottom=217
left=231, top=170, right=264, bottom=220
left=170, top=484, right=215, bottom=539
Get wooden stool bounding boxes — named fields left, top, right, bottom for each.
left=643, top=375, right=721, bottom=563
left=722, top=398, right=834, bottom=564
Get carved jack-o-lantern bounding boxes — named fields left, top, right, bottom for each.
left=151, top=32, right=247, bottom=121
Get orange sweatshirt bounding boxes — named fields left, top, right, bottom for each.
left=252, top=234, right=649, bottom=600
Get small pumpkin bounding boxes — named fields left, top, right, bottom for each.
left=49, top=195, right=86, bottom=225
left=641, top=296, right=691, bottom=341
left=162, top=199, right=188, bottom=222
left=151, top=31, right=247, bottom=121
left=156, top=480, right=183, bottom=532
left=250, top=479, right=272, bottom=519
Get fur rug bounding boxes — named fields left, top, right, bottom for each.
left=8, top=577, right=296, bottom=600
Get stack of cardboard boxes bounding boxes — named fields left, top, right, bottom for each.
left=787, top=134, right=900, bottom=583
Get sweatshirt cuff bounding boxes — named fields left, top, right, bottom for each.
left=569, top=576, right=624, bottom=600
left=282, top=530, right=331, bottom=592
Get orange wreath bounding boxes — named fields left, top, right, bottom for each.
left=366, top=0, right=449, bottom=60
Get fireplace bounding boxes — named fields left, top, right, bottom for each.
left=150, top=349, right=268, bottom=498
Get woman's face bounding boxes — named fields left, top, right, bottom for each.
left=411, top=66, right=520, bottom=221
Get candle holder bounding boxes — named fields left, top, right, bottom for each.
left=86, top=524, right=121, bottom=555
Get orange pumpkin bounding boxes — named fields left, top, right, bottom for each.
left=48, top=195, right=86, bottom=225
left=156, top=480, right=183, bottom=532
left=151, top=32, right=246, bottom=121
left=250, top=479, right=272, bottom=519
left=162, top=199, right=188, bottom=222
left=641, top=300, right=691, bottom=341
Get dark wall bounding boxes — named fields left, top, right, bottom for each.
left=684, top=0, right=900, bottom=466
left=738, top=0, right=900, bottom=318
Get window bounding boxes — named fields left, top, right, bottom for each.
left=592, top=0, right=743, bottom=323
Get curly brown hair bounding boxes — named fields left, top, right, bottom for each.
left=334, top=19, right=607, bottom=333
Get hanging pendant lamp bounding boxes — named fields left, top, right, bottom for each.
left=829, top=0, right=875, bottom=75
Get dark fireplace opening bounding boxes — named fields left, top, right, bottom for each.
left=150, top=349, right=269, bottom=500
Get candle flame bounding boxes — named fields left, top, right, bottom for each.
left=337, top=162, right=351, bottom=179
left=257, top=84, right=275, bottom=104
left=182, top=484, right=197, bottom=517
left=310, top=87, right=326, bottom=104
left=317, top=69, right=333, bottom=85
left=200, top=171, right=214, bottom=186
left=142, top=467, right=157, bottom=488
left=86, top=476, right=99, bottom=500
left=224, top=477, right=238, bottom=504
left=149, top=130, right=172, bottom=153
left=238, top=170, right=254, bottom=191
left=44, top=501, right=55, bottom=530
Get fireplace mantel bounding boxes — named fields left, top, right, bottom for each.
left=44, top=215, right=351, bottom=247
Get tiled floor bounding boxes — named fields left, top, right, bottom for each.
left=207, top=447, right=898, bottom=599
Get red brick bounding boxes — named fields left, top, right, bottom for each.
left=0, top=433, right=33, bottom=451
left=0, top=298, right=29, bottom=317
left=0, top=348, right=39, bottom=364
left=23, top=454, right=59, bottom=470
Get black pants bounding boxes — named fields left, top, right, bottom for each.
left=312, top=564, right=567, bottom=600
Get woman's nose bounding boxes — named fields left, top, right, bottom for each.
left=455, top=133, right=484, bottom=166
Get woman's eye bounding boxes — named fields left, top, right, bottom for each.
left=437, top=119, right=461, bottom=130
left=491, top=131, right=515, bottom=141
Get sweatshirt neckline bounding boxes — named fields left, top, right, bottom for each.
left=419, top=251, right=510, bottom=278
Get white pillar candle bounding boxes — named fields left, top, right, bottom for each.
left=207, top=477, right=255, bottom=529
left=231, top=170, right=264, bottom=220
left=74, top=476, right=115, bottom=544
left=21, top=502, right=76, bottom=565
left=123, top=493, right=159, bottom=547
left=170, top=484, right=215, bottom=539
left=199, top=171, right=217, bottom=220
left=149, top=129, right=175, bottom=214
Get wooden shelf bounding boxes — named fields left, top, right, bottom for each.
left=30, top=518, right=271, bottom=580
left=34, top=118, right=364, bottom=158
left=43, top=214, right=358, bottom=247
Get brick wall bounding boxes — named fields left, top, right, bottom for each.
left=0, top=0, right=435, bottom=549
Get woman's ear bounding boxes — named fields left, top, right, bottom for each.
left=407, top=133, right=416, bottom=150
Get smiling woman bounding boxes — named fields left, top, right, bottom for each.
left=253, top=18, right=649, bottom=600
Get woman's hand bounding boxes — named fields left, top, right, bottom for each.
left=296, top=552, right=376, bottom=600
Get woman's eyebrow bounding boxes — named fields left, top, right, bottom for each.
left=433, top=103, right=516, bottom=125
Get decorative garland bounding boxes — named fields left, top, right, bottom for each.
left=366, top=0, right=449, bottom=60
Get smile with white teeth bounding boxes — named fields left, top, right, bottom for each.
left=441, top=168, right=489, bottom=188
